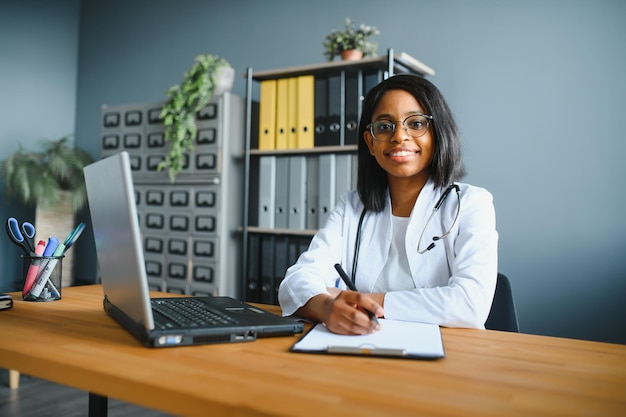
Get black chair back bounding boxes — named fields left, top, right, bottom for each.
left=485, top=273, right=520, bottom=332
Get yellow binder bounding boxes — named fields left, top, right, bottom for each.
left=287, top=77, right=298, bottom=149
left=258, top=80, right=277, bottom=150
left=275, top=78, right=289, bottom=150
left=296, top=75, right=314, bottom=149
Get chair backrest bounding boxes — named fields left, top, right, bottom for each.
left=485, top=273, right=520, bottom=332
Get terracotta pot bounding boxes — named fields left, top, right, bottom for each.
left=341, top=49, right=363, bottom=61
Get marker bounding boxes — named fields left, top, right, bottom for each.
left=333, top=263, right=380, bottom=326
left=42, top=237, right=60, bottom=257
left=30, top=237, right=62, bottom=299
left=22, top=240, right=46, bottom=296
left=30, top=224, right=85, bottom=299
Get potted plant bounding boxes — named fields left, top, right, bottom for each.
left=158, top=53, right=235, bottom=182
left=323, top=18, right=380, bottom=62
left=0, top=135, right=93, bottom=212
left=1, top=135, right=93, bottom=289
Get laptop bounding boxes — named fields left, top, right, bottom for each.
left=83, top=151, right=303, bottom=347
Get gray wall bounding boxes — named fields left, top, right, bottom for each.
left=2, top=0, right=625, bottom=344
left=0, top=0, right=80, bottom=290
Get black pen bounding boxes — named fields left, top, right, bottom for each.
left=334, top=263, right=380, bottom=326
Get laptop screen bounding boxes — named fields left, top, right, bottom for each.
left=84, top=151, right=156, bottom=330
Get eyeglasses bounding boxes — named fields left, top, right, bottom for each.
left=367, top=114, right=433, bottom=142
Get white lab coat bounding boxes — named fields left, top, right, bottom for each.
left=277, top=179, right=498, bottom=329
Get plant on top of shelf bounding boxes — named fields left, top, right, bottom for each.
left=0, top=135, right=94, bottom=212
left=323, top=18, right=380, bottom=62
left=158, top=53, right=234, bottom=182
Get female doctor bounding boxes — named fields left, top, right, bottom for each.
left=278, top=74, right=498, bottom=335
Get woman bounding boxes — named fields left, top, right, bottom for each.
left=278, top=74, right=498, bottom=335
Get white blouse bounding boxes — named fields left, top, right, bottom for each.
left=372, top=215, right=415, bottom=292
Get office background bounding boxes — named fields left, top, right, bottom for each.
left=1, top=0, right=624, bottom=344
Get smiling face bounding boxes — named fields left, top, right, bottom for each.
left=364, top=89, right=434, bottom=187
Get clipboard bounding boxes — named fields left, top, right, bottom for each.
left=290, top=319, right=445, bottom=360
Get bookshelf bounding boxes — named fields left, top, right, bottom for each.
left=242, top=48, right=435, bottom=304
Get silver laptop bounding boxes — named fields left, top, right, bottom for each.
left=84, top=151, right=303, bottom=347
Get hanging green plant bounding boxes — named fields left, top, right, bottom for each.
left=158, top=54, right=233, bottom=182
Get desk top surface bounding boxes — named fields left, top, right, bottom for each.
left=1, top=285, right=625, bottom=417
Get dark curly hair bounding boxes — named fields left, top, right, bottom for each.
left=357, top=74, right=466, bottom=212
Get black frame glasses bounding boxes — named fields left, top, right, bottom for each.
left=367, top=114, right=433, bottom=142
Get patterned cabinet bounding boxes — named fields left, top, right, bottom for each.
left=100, top=93, right=245, bottom=298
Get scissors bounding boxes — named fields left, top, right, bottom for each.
left=6, top=217, right=36, bottom=255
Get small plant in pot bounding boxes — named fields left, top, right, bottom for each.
left=323, top=18, right=380, bottom=62
left=158, top=53, right=234, bottom=182
left=0, top=135, right=93, bottom=211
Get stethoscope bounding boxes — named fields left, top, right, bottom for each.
left=350, top=184, right=461, bottom=284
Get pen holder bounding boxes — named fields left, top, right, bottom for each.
left=21, top=255, right=64, bottom=301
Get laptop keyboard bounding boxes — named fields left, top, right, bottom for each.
left=152, top=298, right=240, bottom=329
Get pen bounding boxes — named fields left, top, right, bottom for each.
left=61, top=222, right=85, bottom=254
left=334, top=263, right=380, bottom=326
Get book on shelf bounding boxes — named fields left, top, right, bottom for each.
left=296, top=75, right=314, bottom=149
left=258, top=155, right=277, bottom=228
left=275, top=78, right=289, bottom=149
left=326, top=73, right=342, bottom=147
left=317, top=153, right=337, bottom=228
left=314, top=76, right=328, bottom=147
left=259, top=235, right=275, bottom=304
left=259, top=80, right=277, bottom=150
left=344, top=71, right=360, bottom=146
left=305, top=155, right=319, bottom=230
left=287, top=156, right=307, bottom=230
left=287, top=77, right=298, bottom=149
left=274, top=156, right=289, bottom=228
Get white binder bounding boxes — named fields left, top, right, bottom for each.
left=334, top=154, right=353, bottom=204
left=317, top=154, right=336, bottom=228
left=274, top=156, right=289, bottom=229
left=287, top=156, right=307, bottom=230
left=258, top=156, right=276, bottom=228
left=305, top=155, right=319, bottom=230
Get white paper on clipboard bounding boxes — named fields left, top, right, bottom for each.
left=291, top=319, right=445, bottom=359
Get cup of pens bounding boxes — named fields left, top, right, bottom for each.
left=22, top=254, right=64, bottom=301
left=6, top=217, right=86, bottom=302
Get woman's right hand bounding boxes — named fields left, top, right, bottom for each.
left=298, top=291, right=383, bottom=335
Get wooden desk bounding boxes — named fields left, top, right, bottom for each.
left=1, top=285, right=625, bottom=417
